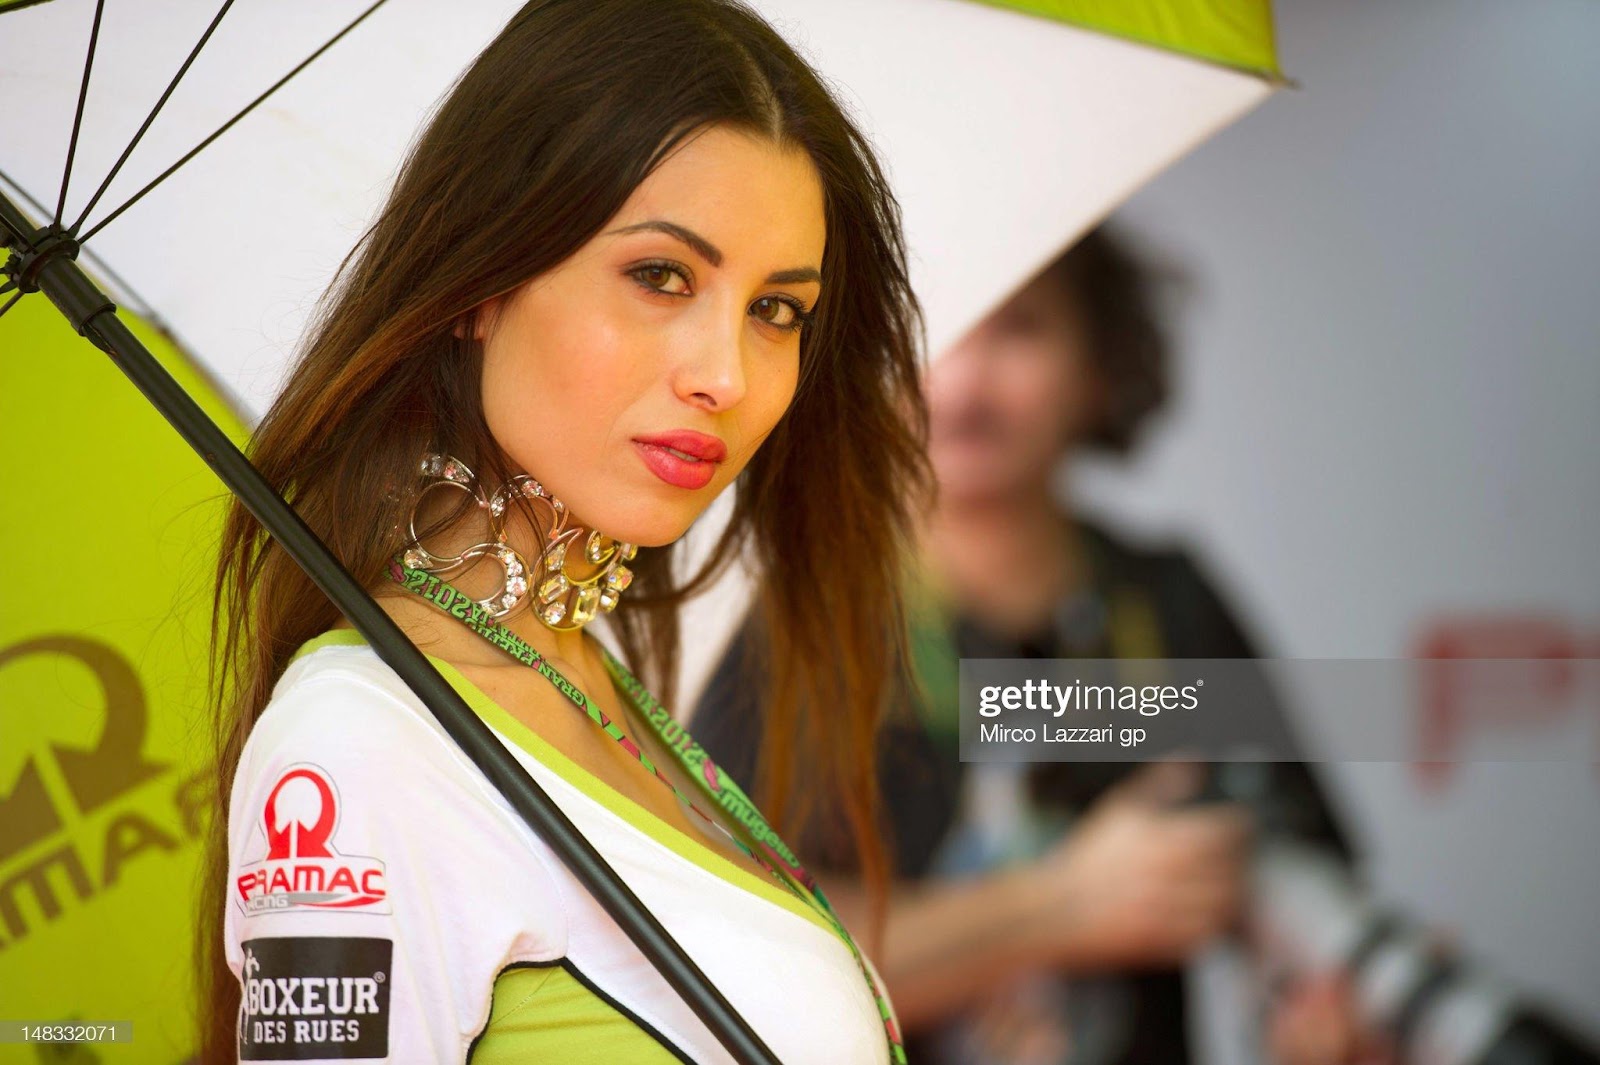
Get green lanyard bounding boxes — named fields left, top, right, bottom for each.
left=387, top=555, right=907, bottom=1062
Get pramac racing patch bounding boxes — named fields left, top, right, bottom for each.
left=239, top=936, right=392, bottom=1059
left=236, top=763, right=390, bottom=915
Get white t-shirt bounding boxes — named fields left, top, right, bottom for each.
left=223, top=628, right=894, bottom=1063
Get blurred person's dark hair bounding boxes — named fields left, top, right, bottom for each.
left=1042, top=222, right=1188, bottom=455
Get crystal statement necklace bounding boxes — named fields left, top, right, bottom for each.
left=400, top=453, right=638, bottom=631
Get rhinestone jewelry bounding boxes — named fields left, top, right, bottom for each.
left=398, top=452, right=638, bottom=631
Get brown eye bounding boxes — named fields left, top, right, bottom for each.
left=751, top=295, right=808, bottom=333
left=630, top=262, right=691, bottom=295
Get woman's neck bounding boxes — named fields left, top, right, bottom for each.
left=378, top=511, right=618, bottom=691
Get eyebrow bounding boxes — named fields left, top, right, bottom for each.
left=607, top=219, right=822, bottom=286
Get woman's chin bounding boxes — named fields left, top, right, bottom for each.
left=588, top=510, right=696, bottom=550
left=564, top=473, right=732, bottom=549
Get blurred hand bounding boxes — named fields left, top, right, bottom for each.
left=962, top=974, right=1076, bottom=1065
left=1024, top=760, right=1253, bottom=969
left=1268, top=972, right=1397, bottom=1065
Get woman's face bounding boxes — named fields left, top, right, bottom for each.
left=474, top=124, right=826, bottom=547
left=924, top=269, right=1103, bottom=503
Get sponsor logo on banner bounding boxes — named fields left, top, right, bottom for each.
left=0, top=637, right=209, bottom=952
left=235, top=764, right=389, bottom=915
left=239, top=936, right=392, bottom=1060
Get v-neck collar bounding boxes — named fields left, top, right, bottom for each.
left=286, top=628, right=839, bottom=938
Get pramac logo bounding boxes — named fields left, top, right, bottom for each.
left=235, top=763, right=390, bottom=915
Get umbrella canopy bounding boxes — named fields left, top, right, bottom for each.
left=0, top=1, right=1281, bottom=1058
left=1, top=0, right=1279, bottom=413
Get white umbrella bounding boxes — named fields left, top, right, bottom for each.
left=1, top=0, right=1280, bottom=414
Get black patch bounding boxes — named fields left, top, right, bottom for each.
left=238, top=936, right=392, bottom=1060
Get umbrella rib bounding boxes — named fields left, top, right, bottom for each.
left=55, top=0, right=107, bottom=227
left=0, top=167, right=163, bottom=322
left=0, top=166, right=49, bottom=252
left=70, top=0, right=240, bottom=237
left=77, top=0, right=394, bottom=246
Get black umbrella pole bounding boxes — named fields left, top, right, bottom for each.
left=0, top=193, right=783, bottom=1065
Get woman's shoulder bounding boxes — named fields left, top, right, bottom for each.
left=228, top=632, right=572, bottom=920
left=237, top=634, right=475, bottom=802
left=224, top=636, right=572, bottom=1062
left=255, top=639, right=397, bottom=726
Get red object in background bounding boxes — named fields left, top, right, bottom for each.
left=1410, top=614, right=1600, bottom=790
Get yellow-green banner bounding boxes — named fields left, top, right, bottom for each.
left=0, top=289, right=245, bottom=1063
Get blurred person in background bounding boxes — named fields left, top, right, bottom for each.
left=693, top=224, right=1386, bottom=1065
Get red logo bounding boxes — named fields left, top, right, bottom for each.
left=1411, top=614, right=1600, bottom=789
left=235, top=763, right=389, bottom=915
left=264, top=767, right=337, bottom=859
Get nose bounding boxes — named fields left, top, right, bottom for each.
left=672, top=307, right=748, bottom=412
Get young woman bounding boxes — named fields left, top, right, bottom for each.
left=198, top=1, right=931, bottom=1061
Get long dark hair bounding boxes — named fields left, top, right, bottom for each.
left=198, top=0, right=931, bottom=1058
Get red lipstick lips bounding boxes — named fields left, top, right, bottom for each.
left=632, top=430, right=727, bottom=490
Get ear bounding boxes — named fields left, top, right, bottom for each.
left=452, top=296, right=502, bottom=342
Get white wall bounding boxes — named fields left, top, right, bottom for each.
left=1078, top=0, right=1600, bottom=1052
left=1080, top=0, right=1600, bottom=657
